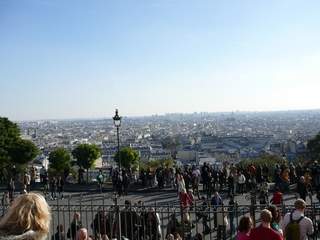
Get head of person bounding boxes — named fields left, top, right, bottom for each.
left=73, top=212, right=81, bottom=221
left=260, top=209, right=272, bottom=226
left=0, top=193, right=51, bottom=236
left=267, top=205, right=280, bottom=223
left=294, top=199, right=306, bottom=212
left=166, top=233, right=174, bottom=240
left=237, top=216, right=253, bottom=233
left=174, top=232, right=182, bottom=240
left=125, top=200, right=131, bottom=208
left=76, top=228, right=89, bottom=240
left=300, top=176, right=305, bottom=183
left=57, top=224, right=64, bottom=233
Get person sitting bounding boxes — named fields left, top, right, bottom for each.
left=0, top=193, right=51, bottom=240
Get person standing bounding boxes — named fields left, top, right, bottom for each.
left=50, top=177, right=57, bottom=200
left=216, top=204, right=228, bottom=240
left=68, top=212, right=82, bottom=240
left=97, top=170, right=104, bottom=193
left=297, top=177, right=308, bottom=201
left=7, top=178, right=15, bottom=202
left=211, top=191, right=223, bottom=229
left=57, top=176, right=64, bottom=199
left=228, top=196, right=237, bottom=237
left=237, top=172, right=246, bottom=194
left=250, top=209, right=282, bottom=240
left=228, top=174, right=235, bottom=197
left=24, top=172, right=31, bottom=193
left=236, top=216, right=252, bottom=240
left=271, top=187, right=283, bottom=205
left=282, top=199, right=314, bottom=240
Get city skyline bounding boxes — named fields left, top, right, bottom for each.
left=1, top=0, right=320, bottom=121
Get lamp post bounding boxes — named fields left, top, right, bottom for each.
left=112, top=109, right=122, bottom=240
left=113, top=109, right=122, bottom=170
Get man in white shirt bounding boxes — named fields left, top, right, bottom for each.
left=282, top=199, right=314, bottom=240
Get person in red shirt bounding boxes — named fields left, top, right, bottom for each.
left=250, top=209, right=283, bottom=240
left=271, top=187, right=283, bottom=205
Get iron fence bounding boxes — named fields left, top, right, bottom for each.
left=1, top=195, right=320, bottom=240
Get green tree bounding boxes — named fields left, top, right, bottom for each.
left=0, top=117, right=20, bottom=164
left=161, top=136, right=180, bottom=159
left=8, top=139, right=39, bottom=165
left=114, top=147, right=140, bottom=170
left=49, top=148, right=71, bottom=175
left=307, top=133, right=320, bottom=160
left=72, top=144, right=101, bottom=182
left=0, top=117, right=39, bottom=181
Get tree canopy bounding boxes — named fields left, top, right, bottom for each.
left=307, top=133, right=320, bottom=160
left=48, top=147, right=71, bottom=174
left=161, top=136, right=180, bottom=159
left=0, top=117, right=39, bottom=166
left=114, top=147, right=140, bottom=170
left=238, top=154, right=287, bottom=169
left=8, top=139, right=39, bottom=164
left=72, top=144, right=101, bottom=170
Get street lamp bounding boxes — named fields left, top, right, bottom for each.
left=113, top=109, right=122, bottom=170
left=112, top=109, right=122, bottom=240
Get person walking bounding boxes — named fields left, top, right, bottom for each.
left=282, top=199, right=314, bottom=240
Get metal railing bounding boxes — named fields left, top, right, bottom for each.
left=1, top=195, right=320, bottom=240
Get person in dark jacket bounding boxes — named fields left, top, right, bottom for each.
left=51, top=224, right=66, bottom=240
left=297, top=176, right=308, bottom=201
left=92, top=210, right=109, bottom=239
left=67, top=212, right=82, bottom=240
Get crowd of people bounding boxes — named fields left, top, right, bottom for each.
left=0, top=192, right=316, bottom=240
left=2, top=160, right=320, bottom=240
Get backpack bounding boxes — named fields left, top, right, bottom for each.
left=285, top=212, right=304, bottom=240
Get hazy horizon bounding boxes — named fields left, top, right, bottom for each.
left=12, top=108, right=320, bottom=122
left=1, top=1, right=320, bottom=121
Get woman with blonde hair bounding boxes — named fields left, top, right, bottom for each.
left=0, top=192, right=51, bottom=240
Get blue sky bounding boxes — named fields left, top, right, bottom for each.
left=1, top=0, right=320, bottom=120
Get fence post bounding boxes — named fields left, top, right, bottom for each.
left=180, top=202, right=185, bottom=240
left=114, top=194, right=121, bottom=240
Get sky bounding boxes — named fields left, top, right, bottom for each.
left=0, top=0, right=320, bottom=121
